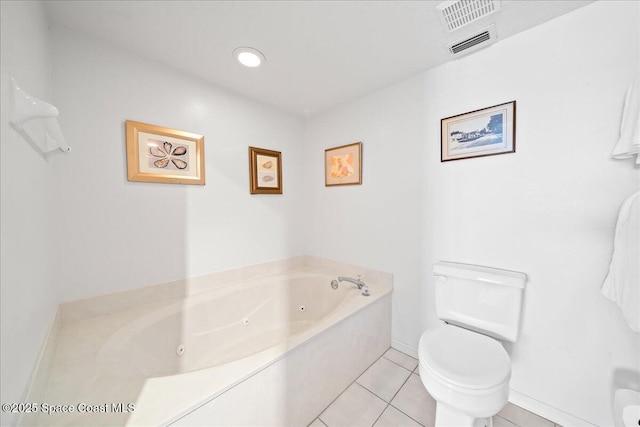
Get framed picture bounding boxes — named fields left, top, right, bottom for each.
left=125, top=120, right=205, bottom=185
left=325, top=142, right=362, bottom=186
left=441, top=101, right=516, bottom=162
left=249, top=146, right=282, bottom=194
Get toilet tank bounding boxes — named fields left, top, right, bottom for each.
left=433, top=261, right=526, bottom=342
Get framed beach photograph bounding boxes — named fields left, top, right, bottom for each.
left=125, top=120, right=205, bottom=185
left=325, top=142, right=362, bottom=186
left=249, top=146, right=282, bottom=194
left=441, top=101, right=516, bottom=162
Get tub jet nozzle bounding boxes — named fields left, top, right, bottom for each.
left=176, top=344, right=186, bottom=357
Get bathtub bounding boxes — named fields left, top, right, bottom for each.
left=36, top=258, right=392, bottom=426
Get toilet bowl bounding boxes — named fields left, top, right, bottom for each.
left=420, top=261, right=527, bottom=427
left=613, top=389, right=640, bottom=427
left=419, top=324, right=511, bottom=427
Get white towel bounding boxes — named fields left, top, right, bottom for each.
left=611, top=75, right=640, bottom=164
left=602, top=191, right=640, bottom=332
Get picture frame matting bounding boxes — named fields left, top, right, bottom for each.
left=249, top=146, right=282, bottom=194
left=441, top=101, right=516, bottom=162
left=325, top=142, right=362, bottom=186
left=125, top=120, right=205, bottom=185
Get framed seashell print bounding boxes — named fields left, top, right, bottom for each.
left=325, top=142, right=362, bottom=186
left=125, top=120, right=205, bottom=185
left=249, top=146, right=282, bottom=194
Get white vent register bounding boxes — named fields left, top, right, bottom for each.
left=437, top=0, right=501, bottom=32
left=447, top=25, right=497, bottom=55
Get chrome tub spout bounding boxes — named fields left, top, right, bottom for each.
left=331, top=275, right=370, bottom=296
left=338, top=276, right=365, bottom=289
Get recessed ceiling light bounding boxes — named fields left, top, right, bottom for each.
left=233, top=47, right=266, bottom=68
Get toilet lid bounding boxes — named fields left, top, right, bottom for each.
left=419, top=324, right=511, bottom=390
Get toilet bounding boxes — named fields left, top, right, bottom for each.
left=419, top=261, right=526, bottom=427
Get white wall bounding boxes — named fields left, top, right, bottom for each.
left=422, top=3, right=639, bottom=425
left=304, top=75, right=427, bottom=356
left=0, top=2, right=57, bottom=425
left=49, top=29, right=307, bottom=302
left=1, top=11, right=307, bottom=419
left=305, top=1, right=639, bottom=425
left=3, top=1, right=639, bottom=426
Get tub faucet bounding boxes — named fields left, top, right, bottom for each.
left=338, top=276, right=366, bottom=289
left=331, top=275, right=370, bottom=296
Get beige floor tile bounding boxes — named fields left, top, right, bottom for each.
left=374, top=405, right=423, bottom=427
left=493, top=415, right=518, bottom=427
left=384, top=348, right=419, bottom=371
left=390, top=373, right=436, bottom=427
left=320, top=383, right=387, bottom=427
left=357, top=356, right=412, bottom=402
left=498, top=403, right=554, bottom=427
left=308, top=418, right=328, bottom=427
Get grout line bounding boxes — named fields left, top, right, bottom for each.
left=388, top=402, right=426, bottom=427
left=493, top=415, right=518, bottom=426
left=312, top=418, right=328, bottom=427
left=370, top=369, right=416, bottom=427
left=371, top=401, right=390, bottom=427
left=317, top=347, right=392, bottom=426
left=356, top=354, right=413, bottom=404
left=356, top=382, right=395, bottom=404
left=371, top=405, right=388, bottom=427
left=319, top=346, right=557, bottom=427
left=382, top=353, right=419, bottom=373
left=387, top=373, right=428, bottom=427
left=385, top=369, right=413, bottom=404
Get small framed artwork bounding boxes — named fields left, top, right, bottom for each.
left=325, top=142, right=362, bottom=186
left=125, top=120, right=205, bottom=185
left=441, top=101, right=516, bottom=162
left=249, top=146, right=282, bottom=194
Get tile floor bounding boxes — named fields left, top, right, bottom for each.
left=309, top=348, right=561, bottom=427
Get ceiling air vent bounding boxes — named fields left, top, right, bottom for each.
left=437, top=0, right=501, bottom=32
left=447, top=24, right=497, bottom=56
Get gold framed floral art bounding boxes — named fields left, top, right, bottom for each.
left=249, top=146, right=282, bottom=194
left=125, top=120, right=205, bottom=185
left=325, top=142, right=362, bottom=186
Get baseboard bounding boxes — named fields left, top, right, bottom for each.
left=391, top=339, right=418, bottom=359
left=17, top=307, right=60, bottom=426
left=508, top=389, right=597, bottom=427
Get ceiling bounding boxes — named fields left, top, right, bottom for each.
left=44, top=1, right=593, bottom=118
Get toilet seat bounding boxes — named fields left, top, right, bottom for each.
left=419, top=324, right=511, bottom=391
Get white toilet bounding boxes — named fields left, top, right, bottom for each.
left=419, top=261, right=527, bottom=427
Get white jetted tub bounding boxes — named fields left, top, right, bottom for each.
left=35, top=259, right=392, bottom=426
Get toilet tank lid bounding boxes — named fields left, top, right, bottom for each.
left=434, top=261, right=526, bottom=289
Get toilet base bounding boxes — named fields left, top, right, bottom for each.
left=435, top=402, right=493, bottom=427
